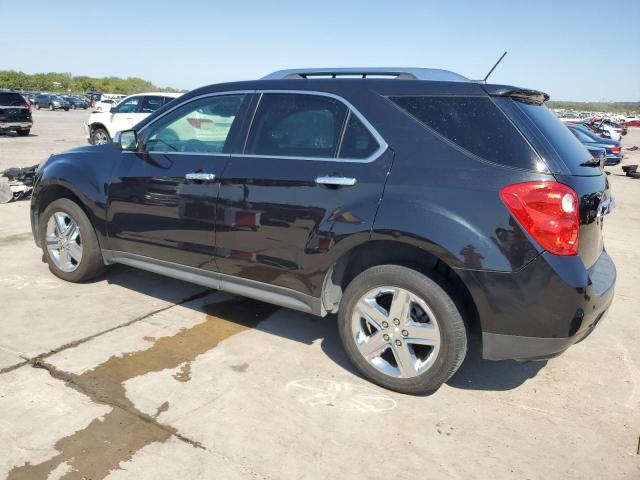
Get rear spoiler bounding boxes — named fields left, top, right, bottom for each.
left=482, top=84, right=550, bottom=105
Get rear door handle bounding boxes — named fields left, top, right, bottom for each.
left=185, top=173, right=216, bottom=181
left=315, top=176, right=357, bottom=187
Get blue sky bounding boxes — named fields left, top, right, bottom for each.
left=2, top=0, right=639, bottom=101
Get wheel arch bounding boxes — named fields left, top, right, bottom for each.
left=321, top=239, right=479, bottom=333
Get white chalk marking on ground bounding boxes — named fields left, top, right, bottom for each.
left=286, top=378, right=396, bottom=412
left=618, top=340, right=640, bottom=410
left=0, top=274, right=60, bottom=290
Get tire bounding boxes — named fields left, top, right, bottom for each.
left=35, top=104, right=40, bottom=110
left=91, top=127, right=110, bottom=145
left=16, top=129, right=29, bottom=136
left=39, top=198, right=105, bottom=282
left=338, top=265, right=467, bottom=395
left=64, top=107, right=69, bottom=111
left=71, top=104, right=76, bottom=110
left=49, top=104, right=54, bottom=111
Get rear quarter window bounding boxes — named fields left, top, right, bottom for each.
left=390, top=95, right=540, bottom=170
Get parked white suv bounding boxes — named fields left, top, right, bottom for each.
left=84, top=92, right=182, bottom=144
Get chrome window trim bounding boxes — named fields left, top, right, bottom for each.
left=133, top=89, right=387, bottom=163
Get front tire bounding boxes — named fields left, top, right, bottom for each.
left=49, top=104, right=54, bottom=111
left=39, top=198, right=105, bottom=282
left=35, top=104, right=40, bottom=110
left=338, top=265, right=467, bottom=395
left=91, top=127, right=110, bottom=145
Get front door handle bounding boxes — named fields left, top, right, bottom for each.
left=185, top=172, right=216, bottom=181
left=315, top=176, right=357, bottom=187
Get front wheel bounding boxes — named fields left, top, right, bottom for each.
left=39, top=198, right=105, bottom=282
left=35, top=104, right=40, bottom=110
left=338, top=265, right=468, bottom=395
left=91, top=127, right=110, bottom=145
left=49, top=104, right=54, bottom=111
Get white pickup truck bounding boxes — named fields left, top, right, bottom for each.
left=84, top=92, right=182, bottom=144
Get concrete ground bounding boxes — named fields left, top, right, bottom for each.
left=0, top=110, right=639, bottom=479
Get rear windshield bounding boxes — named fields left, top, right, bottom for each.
left=0, top=92, right=25, bottom=106
left=390, top=96, right=540, bottom=170
left=512, top=100, right=593, bottom=174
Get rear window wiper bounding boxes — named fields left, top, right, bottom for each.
left=580, top=159, right=602, bottom=167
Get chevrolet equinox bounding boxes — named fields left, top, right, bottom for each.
left=30, top=68, right=616, bottom=394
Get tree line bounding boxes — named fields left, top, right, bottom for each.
left=0, top=70, right=184, bottom=95
left=547, top=101, right=639, bottom=115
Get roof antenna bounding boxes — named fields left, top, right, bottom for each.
left=483, top=51, right=507, bottom=83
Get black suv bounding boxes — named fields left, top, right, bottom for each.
left=30, top=68, right=616, bottom=394
left=0, top=91, right=33, bottom=136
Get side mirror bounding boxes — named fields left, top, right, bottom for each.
left=109, top=105, right=117, bottom=113
left=116, top=130, right=138, bottom=151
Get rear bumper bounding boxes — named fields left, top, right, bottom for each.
left=457, top=249, right=616, bottom=361
left=0, top=121, right=32, bottom=130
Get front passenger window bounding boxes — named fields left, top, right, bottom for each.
left=144, top=94, right=246, bottom=154
left=114, top=96, right=140, bottom=114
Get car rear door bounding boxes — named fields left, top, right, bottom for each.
left=215, top=91, right=393, bottom=297
left=107, top=92, right=252, bottom=269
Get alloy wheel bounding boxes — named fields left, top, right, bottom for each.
left=351, top=286, right=441, bottom=378
left=45, top=212, right=83, bottom=272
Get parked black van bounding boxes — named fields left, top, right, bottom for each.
left=0, top=91, right=32, bottom=136
left=30, top=68, right=616, bottom=394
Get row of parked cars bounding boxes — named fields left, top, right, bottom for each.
left=19, top=92, right=89, bottom=111
left=561, top=117, right=627, bottom=167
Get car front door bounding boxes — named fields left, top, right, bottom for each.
left=107, top=92, right=252, bottom=269
left=108, top=95, right=142, bottom=137
left=215, top=91, right=393, bottom=297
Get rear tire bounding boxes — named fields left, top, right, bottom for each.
left=49, top=104, right=54, bottom=111
left=338, top=265, right=467, bottom=395
left=16, top=129, right=29, bottom=136
left=35, top=104, right=40, bottom=110
left=39, top=198, right=105, bottom=282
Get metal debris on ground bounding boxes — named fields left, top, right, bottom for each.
left=0, top=165, right=38, bottom=203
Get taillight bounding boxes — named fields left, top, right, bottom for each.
left=21, top=102, right=31, bottom=111
left=500, top=182, right=579, bottom=256
left=611, top=146, right=621, bottom=154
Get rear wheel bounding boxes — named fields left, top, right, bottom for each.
left=91, top=127, right=110, bottom=145
left=16, top=129, right=29, bottom=136
left=39, top=198, right=105, bottom=282
left=49, top=103, right=54, bottom=111
left=338, top=265, right=467, bottom=395
left=35, top=104, right=40, bottom=110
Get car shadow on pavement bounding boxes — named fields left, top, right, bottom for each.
left=446, top=334, right=547, bottom=391
left=101, top=265, right=547, bottom=393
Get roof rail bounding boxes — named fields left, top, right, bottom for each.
left=261, top=68, right=471, bottom=83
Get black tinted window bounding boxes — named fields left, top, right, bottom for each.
left=338, top=113, right=379, bottom=159
left=0, top=92, right=25, bottom=106
left=140, top=96, right=164, bottom=113
left=390, top=96, right=539, bottom=169
left=246, top=94, right=348, bottom=158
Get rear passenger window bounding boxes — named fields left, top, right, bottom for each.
left=140, top=96, right=164, bottom=113
left=390, top=96, right=539, bottom=169
left=338, top=113, right=379, bottom=159
left=246, top=94, right=348, bottom=158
